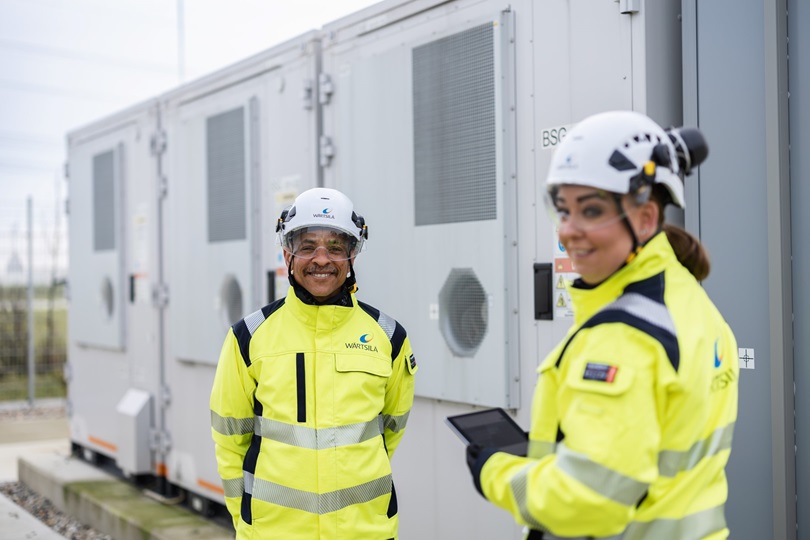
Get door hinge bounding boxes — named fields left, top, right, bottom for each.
left=619, top=0, right=640, bottom=14
left=319, top=73, right=334, bottom=105
left=160, top=384, right=172, bottom=407
left=149, top=429, right=172, bottom=453
left=158, top=175, right=168, bottom=199
left=319, top=135, right=335, bottom=167
left=153, top=283, right=169, bottom=308
left=150, top=130, right=167, bottom=156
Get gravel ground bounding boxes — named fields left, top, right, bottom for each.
left=0, top=480, right=112, bottom=540
left=0, top=401, right=112, bottom=540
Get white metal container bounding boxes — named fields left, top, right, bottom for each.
left=66, top=99, right=163, bottom=476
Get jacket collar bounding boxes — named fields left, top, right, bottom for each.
left=285, top=285, right=356, bottom=329
left=567, top=232, right=678, bottom=325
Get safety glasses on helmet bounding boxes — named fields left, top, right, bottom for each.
left=543, top=189, right=627, bottom=232
left=283, top=227, right=360, bottom=261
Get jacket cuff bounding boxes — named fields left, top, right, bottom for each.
left=471, top=448, right=499, bottom=498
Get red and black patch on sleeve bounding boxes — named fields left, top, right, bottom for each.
left=583, top=362, right=618, bottom=383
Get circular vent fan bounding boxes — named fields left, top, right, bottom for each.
left=439, top=268, right=488, bottom=357
left=219, top=274, right=243, bottom=328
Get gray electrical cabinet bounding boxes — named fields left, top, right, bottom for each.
left=321, top=5, right=521, bottom=409
left=66, top=100, right=162, bottom=476
left=157, top=32, right=321, bottom=506
left=318, top=0, right=682, bottom=537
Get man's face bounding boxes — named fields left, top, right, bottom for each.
left=283, top=229, right=355, bottom=301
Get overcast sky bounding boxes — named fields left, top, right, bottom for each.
left=0, top=0, right=380, bottom=226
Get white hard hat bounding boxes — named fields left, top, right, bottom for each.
left=546, top=110, right=686, bottom=208
left=276, top=187, right=368, bottom=257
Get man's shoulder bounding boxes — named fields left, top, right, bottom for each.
left=233, top=297, right=287, bottom=335
left=356, top=300, right=407, bottom=339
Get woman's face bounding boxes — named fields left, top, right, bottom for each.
left=552, top=185, right=651, bottom=285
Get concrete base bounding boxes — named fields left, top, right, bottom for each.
left=18, top=454, right=234, bottom=540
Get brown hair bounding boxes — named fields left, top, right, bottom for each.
left=662, top=224, right=711, bottom=281
left=651, top=185, right=711, bottom=281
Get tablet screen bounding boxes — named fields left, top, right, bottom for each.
left=445, top=408, right=528, bottom=456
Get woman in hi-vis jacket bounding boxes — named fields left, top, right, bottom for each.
left=211, top=188, right=417, bottom=539
left=466, top=111, right=738, bottom=540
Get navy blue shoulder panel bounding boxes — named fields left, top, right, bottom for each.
left=555, top=273, right=679, bottom=372
left=231, top=297, right=286, bottom=368
left=623, top=273, right=666, bottom=304
left=582, top=309, right=679, bottom=371
left=357, top=300, right=407, bottom=362
left=262, top=297, right=286, bottom=319
left=357, top=300, right=380, bottom=320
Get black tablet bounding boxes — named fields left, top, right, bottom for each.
left=445, top=408, right=528, bottom=456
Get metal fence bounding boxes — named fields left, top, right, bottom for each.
left=0, top=197, right=68, bottom=404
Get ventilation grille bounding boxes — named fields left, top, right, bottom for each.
left=439, top=268, right=488, bottom=357
left=207, top=107, right=247, bottom=243
left=413, top=23, right=497, bottom=226
left=92, top=149, right=116, bottom=251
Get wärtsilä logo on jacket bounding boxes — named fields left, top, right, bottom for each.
left=313, top=207, right=336, bottom=219
left=345, top=333, right=378, bottom=352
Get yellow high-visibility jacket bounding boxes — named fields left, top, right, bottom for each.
left=476, top=232, right=738, bottom=539
left=210, top=286, right=417, bottom=539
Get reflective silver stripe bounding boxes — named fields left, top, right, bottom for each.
left=527, top=440, right=556, bottom=460
left=658, top=422, right=735, bottom=477
left=511, top=464, right=547, bottom=530
left=383, top=411, right=410, bottom=433
left=610, top=293, right=676, bottom=336
left=222, top=477, right=244, bottom=498
left=377, top=310, right=396, bottom=339
left=244, top=471, right=255, bottom=495
left=255, top=416, right=383, bottom=449
left=556, top=442, right=648, bottom=507
left=211, top=410, right=254, bottom=436
left=603, top=504, right=727, bottom=540
left=244, top=308, right=266, bottom=335
left=251, top=474, right=392, bottom=514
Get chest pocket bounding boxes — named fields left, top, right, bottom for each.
left=335, top=355, right=391, bottom=415
left=336, top=354, right=392, bottom=377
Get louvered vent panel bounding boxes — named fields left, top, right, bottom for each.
left=207, top=107, right=247, bottom=243
left=413, top=23, right=496, bottom=226
left=92, top=149, right=115, bottom=251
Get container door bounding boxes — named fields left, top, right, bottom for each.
left=321, top=6, right=520, bottom=409
left=66, top=103, right=162, bottom=474
left=160, top=34, right=320, bottom=505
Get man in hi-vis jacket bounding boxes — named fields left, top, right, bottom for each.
left=211, top=187, right=417, bottom=539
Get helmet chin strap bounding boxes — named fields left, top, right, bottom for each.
left=612, top=193, right=643, bottom=264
